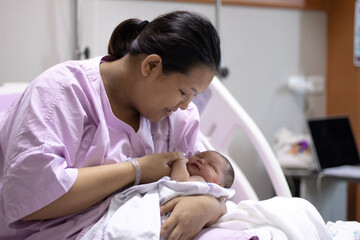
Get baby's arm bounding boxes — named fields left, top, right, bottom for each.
left=171, top=159, right=205, bottom=183
left=171, top=159, right=190, bottom=182
left=188, top=175, right=205, bottom=182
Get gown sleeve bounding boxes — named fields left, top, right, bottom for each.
left=1, top=65, right=98, bottom=225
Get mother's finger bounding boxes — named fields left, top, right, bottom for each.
left=160, top=215, right=176, bottom=239
left=164, top=225, right=182, bottom=240
left=160, top=197, right=179, bottom=215
left=164, top=219, right=194, bottom=240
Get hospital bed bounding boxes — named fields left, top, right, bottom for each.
left=0, top=78, right=358, bottom=239
left=196, top=78, right=359, bottom=240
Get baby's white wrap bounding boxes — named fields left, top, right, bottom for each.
left=81, top=177, right=235, bottom=240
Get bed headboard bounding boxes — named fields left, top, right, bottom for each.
left=199, top=77, right=292, bottom=202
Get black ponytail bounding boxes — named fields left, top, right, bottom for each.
left=108, top=18, right=142, bottom=59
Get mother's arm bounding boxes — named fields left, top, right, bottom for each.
left=22, top=152, right=185, bottom=221
left=160, top=195, right=226, bottom=240
left=21, top=162, right=136, bottom=221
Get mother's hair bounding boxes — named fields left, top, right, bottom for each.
left=108, top=11, right=221, bottom=75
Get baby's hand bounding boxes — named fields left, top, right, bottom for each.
left=173, top=158, right=189, bottom=166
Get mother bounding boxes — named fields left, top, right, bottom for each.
left=0, top=11, right=224, bottom=240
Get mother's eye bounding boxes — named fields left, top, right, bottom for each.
left=179, top=89, right=186, bottom=96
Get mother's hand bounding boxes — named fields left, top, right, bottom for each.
left=137, top=152, right=186, bottom=183
left=160, top=195, right=226, bottom=240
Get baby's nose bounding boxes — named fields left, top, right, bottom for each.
left=197, top=158, right=205, bottom=165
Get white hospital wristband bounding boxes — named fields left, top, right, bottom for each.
left=130, top=160, right=141, bottom=186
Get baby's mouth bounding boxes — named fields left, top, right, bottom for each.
left=189, top=162, right=200, bottom=171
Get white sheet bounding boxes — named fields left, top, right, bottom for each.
left=81, top=177, right=235, bottom=240
left=326, top=220, right=360, bottom=240
left=212, top=196, right=333, bottom=240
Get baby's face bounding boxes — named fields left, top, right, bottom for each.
left=186, top=151, right=226, bottom=186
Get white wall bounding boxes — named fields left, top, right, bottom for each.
left=222, top=7, right=327, bottom=199
left=0, top=0, right=75, bottom=84
left=0, top=0, right=327, bottom=200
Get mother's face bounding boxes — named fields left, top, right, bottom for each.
left=137, top=64, right=215, bottom=122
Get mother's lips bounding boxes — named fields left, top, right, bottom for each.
left=164, top=107, right=179, bottom=116
left=164, top=108, right=172, bottom=116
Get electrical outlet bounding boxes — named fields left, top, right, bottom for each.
left=287, top=75, right=325, bottom=94
left=287, top=75, right=311, bottom=93
left=307, top=75, right=325, bottom=93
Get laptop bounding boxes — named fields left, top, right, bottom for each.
left=306, top=115, right=360, bottom=180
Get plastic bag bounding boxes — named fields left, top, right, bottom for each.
left=274, top=128, right=316, bottom=170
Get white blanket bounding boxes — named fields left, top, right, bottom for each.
left=81, top=177, right=235, bottom=240
left=82, top=177, right=333, bottom=240
left=211, top=196, right=333, bottom=240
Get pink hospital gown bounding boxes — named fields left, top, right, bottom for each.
left=0, top=56, right=204, bottom=239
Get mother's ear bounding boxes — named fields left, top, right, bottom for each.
left=141, top=54, right=162, bottom=77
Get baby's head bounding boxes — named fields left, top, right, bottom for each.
left=187, top=150, right=234, bottom=188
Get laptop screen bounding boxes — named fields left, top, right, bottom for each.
left=307, top=116, right=360, bottom=169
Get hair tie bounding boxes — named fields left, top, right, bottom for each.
left=137, top=20, right=149, bottom=32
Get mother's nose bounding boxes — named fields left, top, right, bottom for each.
left=179, top=96, right=193, bottom=110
